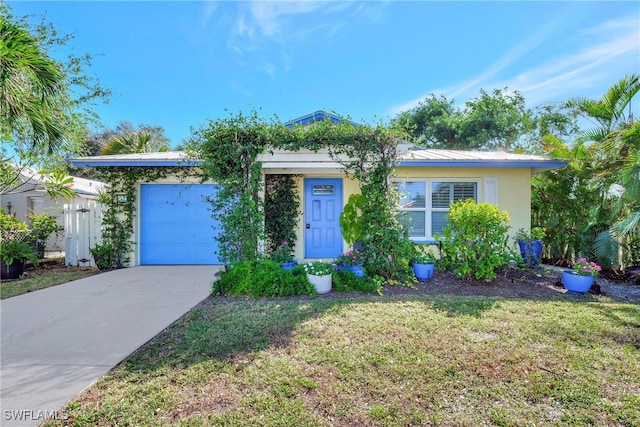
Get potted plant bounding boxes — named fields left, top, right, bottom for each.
left=268, top=241, right=296, bottom=269
left=335, top=249, right=365, bottom=278
left=302, top=261, right=333, bottom=294
left=562, top=257, right=602, bottom=293
left=1, top=240, right=40, bottom=280
left=514, top=227, right=546, bottom=267
left=412, top=249, right=435, bottom=281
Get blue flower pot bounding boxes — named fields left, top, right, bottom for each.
left=282, top=261, right=297, bottom=270
left=562, top=271, right=594, bottom=293
left=518, top=240, right=543, bottom=267
left=338, top=263, right=365, bottom=278
left=413, top=262, right=434, bottom=281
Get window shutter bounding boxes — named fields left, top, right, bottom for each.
left=484, top=178, right=498, bottom=204
left=453, top=183, right=477, bottom=201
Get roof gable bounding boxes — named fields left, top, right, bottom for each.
left=283, top=110, right=347, bottom=128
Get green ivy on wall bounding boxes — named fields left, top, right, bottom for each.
left=265, top=174, right=300, bottom=251
left=186, top=110, right=272, bottom=263
left=95, top=166, right=193, bottom=268
left=97, top=109, right=415, bottom=281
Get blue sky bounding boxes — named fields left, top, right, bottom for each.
left=9, top=1, right=640, bottom=148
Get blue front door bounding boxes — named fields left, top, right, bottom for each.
left=304, top=178, right=343, bottom=259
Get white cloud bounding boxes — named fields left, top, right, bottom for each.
left=501, top=17, right=639, bottom=106
left=200, top=2, right=219, bottom=26
left=389, top=14, right=640, bottom=115
left=221, top=2, right=384, bottom=76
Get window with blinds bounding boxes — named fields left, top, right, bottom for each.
left=395, top=180, right=478, bottom=240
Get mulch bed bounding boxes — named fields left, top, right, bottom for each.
left=381, top=267, right=640, bottom=304
left=12, top=260, right=640, bottom=304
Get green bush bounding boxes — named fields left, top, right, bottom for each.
left=215, top=260, right=316, bottom=298
left=0, top=210, right=28, bottom=232
left=90, top=242, right=117, bottom=270
left=438, top=199, right=511, bottom=280
left=28, top=213, right=62, bottom=242
left=332, top=270, right=382, bottom=294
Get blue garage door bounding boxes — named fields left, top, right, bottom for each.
left=140, top=184, right=220, bottom=264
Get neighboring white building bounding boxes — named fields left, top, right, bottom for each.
left=1, top=168, right=105, bottom=252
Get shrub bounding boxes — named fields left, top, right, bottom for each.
left=90, top=242, right=117, bottom=270
left=28, top=213, right=63, bottom=257
left=332, top=270, right=382, bottom=294
left=28, top=213, right=63, bottom=242
left=0, top=210, right=29, bottom=232
left=215, top=260, right=315, bottom=298
left=438, top=199, right=511, bottom=280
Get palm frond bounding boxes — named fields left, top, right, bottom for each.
left=593, top=229, right=619, bottom=269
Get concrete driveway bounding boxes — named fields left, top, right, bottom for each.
left=1, top=266, right=219, bottom=427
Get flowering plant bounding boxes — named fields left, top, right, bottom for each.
left=572, top=257, right=602, bottom=276
left=268, top=241, right=294, bottom=264
left=336, top=249, right=364, bottom=267
left=302, top=261, right=334, bottom=276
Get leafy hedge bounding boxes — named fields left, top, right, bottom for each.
left=332, top=270, right=382, bottom=295
left=214, top=260, right=383, bottom=297
left=438, top=199, right=512, bottom=280
left=214, top=260, right=315, bottom=298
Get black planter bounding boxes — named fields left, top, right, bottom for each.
left=1, top=260, right=25, bottom=280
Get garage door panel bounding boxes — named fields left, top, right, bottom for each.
left=140, top=184, right=220, bottom=265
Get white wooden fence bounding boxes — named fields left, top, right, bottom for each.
left=64, top=202, right=103, bottom=267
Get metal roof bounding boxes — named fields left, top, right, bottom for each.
left=70, top=151, right=198, bottom=167
left=396, top=149, right=567, bottom=173
left=68, top=176, right=106, bottom=196
left=70, top=148, right=566, bottom=174
left=2, top=166, right=105, bottom=196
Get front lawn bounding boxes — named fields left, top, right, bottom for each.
left=44, top=294, right=639, bottom=426
left=1, top=263, right=98, bottom=299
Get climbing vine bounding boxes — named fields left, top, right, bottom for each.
left=311, top=121, right=415, bottom=280
left=185, top=110, right=414, bottom=280
left=265, top=174, right=300, bottom=251
left=186, top=110, right=272, bottom=263
left=272, top=119, right=415, bottom=280
left=95, top=166, right=192, bottom=268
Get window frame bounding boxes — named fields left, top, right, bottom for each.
left=394, top=178, right=480, bottom=241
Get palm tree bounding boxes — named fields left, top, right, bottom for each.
left=567, top=75, right=640, bottom=267
left=0, top=13, right=67, bottom=152
left=610, top=121, right=640, bottom=237
left=567, top=74, right=639, bottom=143
left=100, top=127, right=171, bottom=155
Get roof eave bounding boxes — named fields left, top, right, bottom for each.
left=70, top=159, right=201, bottom=167
left=395, top=160, right=568, bottom=173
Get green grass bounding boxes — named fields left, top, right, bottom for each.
left=1, top=270, right=97, bottom=299
left=44, top=295, right=640, bottom=426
